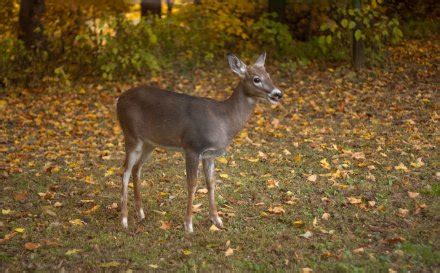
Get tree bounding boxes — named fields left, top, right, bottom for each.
left=352, top=0, right=365, bottom=71
left=141, top=0, right=161, bottom=18
left=268, top=0, right=286, bottom=22
left=18, top=0, right=46, bottom=49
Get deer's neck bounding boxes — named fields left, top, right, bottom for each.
left=223, top=81, right=256, bottom=137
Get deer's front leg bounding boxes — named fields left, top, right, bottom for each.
left=184, top=151, right=200, bottom=233
left=203, top=158, right=223, bottom=228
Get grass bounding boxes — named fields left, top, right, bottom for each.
left=1, top=38, right=439, bottom=271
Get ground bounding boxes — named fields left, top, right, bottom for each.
left=1, top=39, right=439, bottom=272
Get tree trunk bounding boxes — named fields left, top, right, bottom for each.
left=268, top=0, right=286, bottom=22
left=166, top=0, right=174, bottom=15
left=141, top=0, right=161, bottom=18
left=352, top=0, right=365, bottom=71
left=18, top=0, right=46, bottom=50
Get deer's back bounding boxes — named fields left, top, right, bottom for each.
left=116, top=86, right=229, bottom=152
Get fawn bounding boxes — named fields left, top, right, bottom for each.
left=116, top=53, right=282, bottom=232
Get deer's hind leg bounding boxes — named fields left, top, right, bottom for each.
left=184, top=150, right=200, bottom=233
left=121, top=139, right=143, bottom=229
left=131, top=143, right=154, bottom=221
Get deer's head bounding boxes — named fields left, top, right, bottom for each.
left=227, top=52, right=282, bottom=104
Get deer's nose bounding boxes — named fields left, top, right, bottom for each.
left=270, top=88, right=283, bottom=99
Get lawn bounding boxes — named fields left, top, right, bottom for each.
left=1, top=39, right=439, bottom=272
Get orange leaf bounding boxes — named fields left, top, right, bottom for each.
left=24, top=242, right=41, bottom=251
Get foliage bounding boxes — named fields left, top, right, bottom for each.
left=318, top=0, right=403, bottom=63
left=0, top=0, right=434, bottom=85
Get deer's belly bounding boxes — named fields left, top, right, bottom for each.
left=201, top=148, right=226, bottom=159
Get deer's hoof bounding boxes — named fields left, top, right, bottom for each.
left=122, top=217, right=128, bottom=229
left=184, top=221, right=194, bottom=233
left=211, top=216, right=223, bottom=228
left=137, top=208, right=145, bottom=220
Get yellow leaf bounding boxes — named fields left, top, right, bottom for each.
left=410, top=158, right=425, bottom=168
left=65, top=249, right=81, bottom=255
left=347, top=197, right=362, bottom=204
left=99, top=261, right=121, bottom=267
left=394, top=163, right=408, bottom=172
left=14, top=227, right=25, bottom=233
left=2, top=209, right=12, bottom=215
left=320, top=158, right=331, bottom=169
left=0, top=99, right=6, bottom=109
left=182, top=249, right=192, bottom=256
left=69, top=219, right=85, bottom=226
left=301, top=268, right=313, bottom=273
left=293, top=220, right=304, bottom=228
left=219, top=173, right=229, bottom=179
left=293, top=154, right=302, bottom=163
left=148, top=264, right=158, bottom=269
left=209, top=224, right=220, bottom=232
left=217, top=157, right=228, bottom=164
left=82, top=205, right=100, bottom=215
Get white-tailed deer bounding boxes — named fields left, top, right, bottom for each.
left=116, top=53, right=282, bottom=232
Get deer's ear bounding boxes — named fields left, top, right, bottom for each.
left=227, top=53, right=247, bottom=78
left=254, top=52, right=266, bottom=67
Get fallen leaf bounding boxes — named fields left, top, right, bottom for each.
left=321, top=213, right=330, bottom=220
left=299, top=231, right=313, bottom=239
left=148, top=264, right=159, bottom=269
left=209, top=224, right=220, bottom=232
left=301, top=268, right=313, bottom=273
left=225, top=247, right=234, bottom=256
left=368, top=201, right=376, bottom=207
left=82, top=205, right=100, bottom=215
left=217, top=157, right=228, bottom=164
left=410, top=158, right=425, bottom=168
left=24, top=242, right=41, bottom=251
left=266, top=178, right=279, bottom=188
left=182, top=249, right=192, bottom=256
left=159, top=221, right=171, bottom=230
left=407, top=191, right=420, bottom=199
left=192, top=203, right=202, bottom=213
left=99, top=261, right=121, bottom=267
left=69, top=219, right=85, bottom=226
left=307, top=174, right=317, bottom=182
left=293, top=220, right=304, bottom=228
left=351, top=152, right=366, bottom=160
left=14, top=192, right=28, bottom=202
left=14, top=227, right=25, bottom=233
left=320, top=158, right=331, bottom=169
left=353, top=247, right=364, bottom=254
left=197, top=188, right=208, bottom=194
left=398, top=208, right=409, bottom=218
left=219, top=173, right=229, bottom=179
left=394, top=163, right=408, bottom=172
left=268, top=206, right=285, bottom=214
left=65, top=249, right=81, bottom=255
left=53, top=201, right=63, bottom=207
left=2, top=209, right=12, bottom=215
left=347, top=197, right=362, bottom=204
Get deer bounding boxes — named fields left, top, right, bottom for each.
left=116, top=53, right=282, bottom=233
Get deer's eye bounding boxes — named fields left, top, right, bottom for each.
left=253, top=77, right=261, bottom=84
